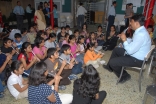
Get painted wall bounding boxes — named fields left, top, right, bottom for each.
left=0, top=0, right=34, bottom=17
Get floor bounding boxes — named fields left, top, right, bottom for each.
left=0, top=25, right=155, bottom=104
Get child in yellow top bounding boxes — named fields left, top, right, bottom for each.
left=147, top=25, right=153, bottom=39
left=84, top=43, right=105, bottom=68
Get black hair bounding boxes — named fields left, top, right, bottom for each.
left=4, top=23, right=9, bottom=28
left=39, top=2, right=43, bottom=6
left=48, top=33, right=56, bottom=40
left=68, top=35, right=75, bottom=43
left=80, top=2, right=83, bottom=6
left=54, top=25, right=58, bottom=28
left=76, top=64, right=100, bottom=99
left=47, top=48, right=57, bottom=58
left=44, top=1, right=48, bottom=5
left=34, top=37, right=44, bottom=48
left=81, top=23, right=87, bottom=30
left=98, top=25, right=102, bottom=29
left=66, top=25, right=70, bottom=28
left=74, top=29, right=79, bottom=34
left=113, top=1, right=117, bottom=5
left=85, top=42, right=95, bottom=52
left=61, top=26, right=66, bottom=30
left=20, top=42, right=31, bottom=64
left=130, top=14, right=145, bottom=26
left=88, top=32, right=95, bottom=41
left=29, top=62, right=47, bottom=86
left=5, top=61, right=23, bottom=84
left=54, top=4, right=57, bottom=9
left=65, top=33, right=70, bottom=38
left=28, top=4, right=31, bottom=7
left=3, top=38, right=12, bottom=45
left=17, top=1, right=20, bottom=4
left=61, top=44, right=71, bottom=53
left=147, top=25, right=153, bottom=29
left=21, top=28, right=27, bottom=34
left=110, top=25, right=116, bottom=31
left=14, top=33, right=22, bottom=38
left=38, top=5, right=43, bottom=10
left=36, top=30, right=44, bottom=38
left=128, top=3, right=133, bottom=6
left=78, top=35, right=85, bottom=44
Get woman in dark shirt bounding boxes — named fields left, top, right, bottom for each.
left=72, top=64, right=107, bottom=104
left=103, top=25, right=118, bottom=51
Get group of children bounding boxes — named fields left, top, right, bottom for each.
left=0, top=23, right=108, bottom=103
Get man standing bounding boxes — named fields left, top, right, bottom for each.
left=106, top=1, right=117, bottom=39
left=103, top=14, right=151, bottom=83
left=13, top=1, right=24, bottom=30
left=76, top=3, right=87, bottom=29
left=43, top=2, right=51, bottom=26
left=26, top=4, right=32, bottom=29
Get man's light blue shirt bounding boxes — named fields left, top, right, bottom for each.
left=26, top=6, right=32, bottom=13
left=13, top=6, right=24, bottom=15
left=123, top=26, right=151, bottom=60
left=108, top=6, right=116, bottom=17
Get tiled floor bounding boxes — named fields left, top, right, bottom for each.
left=0, top=25, right=155, bottom=104
left=0, top=50, right=154, bottom=104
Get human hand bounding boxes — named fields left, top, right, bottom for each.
left=69, top=63, right=74, bottom=69
left=119, top=33, right=127, bottom=42
left=54, top=74, right=62, bottom=85
left=6, top=55, right=12, bottom=63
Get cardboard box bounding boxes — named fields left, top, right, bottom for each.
left=95, top=11, right=105, bottom=23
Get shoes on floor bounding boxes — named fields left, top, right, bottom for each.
left=59, top=85, right=66, bottom=90
left=103, top=65, right=113, bottom=72
left=68, top=74, right=78, bottom=80
left=119, top=74, right=131, bottom=84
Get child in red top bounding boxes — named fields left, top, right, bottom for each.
left=18, top=42, right=38, bottom=74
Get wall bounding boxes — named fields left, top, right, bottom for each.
left=0, top=0, right=34, bottom=17
left=62, top=0, right=71, bottom=12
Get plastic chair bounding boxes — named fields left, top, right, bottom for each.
left=116, top=45, right=155, bottom=92
left=66, top=15, right=73, bottom=28
left=58, top=15, right=66, bottom=27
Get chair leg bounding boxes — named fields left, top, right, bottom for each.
left=142, top=89, right=148, bottom=104
left=139, top=69, right=143, bottom=92
left=116, top=67, right=124, bottom=85
left=148, top=55, right=154, bottom=74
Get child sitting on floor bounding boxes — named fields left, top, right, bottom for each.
left=6, top=61, right=28, bottom=99
left=84, top=43, right=105, bottom=68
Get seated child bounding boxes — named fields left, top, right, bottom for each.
left=45, top=33, right=60, bottom=51
left=8, top=26, right=21, bottom=41
left=77, top=35, right=85, bottom=62
left=28, top=62, right=73, bottom=104
left=44, top=48, right=72, bottom=90
left=62, top=33, right=69, bottom=45
left=84, top=43, right=105, bottom=68
left=36, top=30, right=47, bottom=40
left=60, top=44, right=83, bottom=79
left=1, top=38, right=17, bottom=60
left=72, top=65, right=107, bottom=104
left=95, top=25, right=105, bottom=46
left=57, top=27, right=66, bottom=47
left=147, top=25, right=153, bottom=39
left=27, top=26, right=37, bottom=46
left=33, top=37, right=47, bottom=61
left=0, top=55, right=12, bottom=98
left=68, top=35, right=83, bottom=64
left=86, top=32, right=102, bottom=51
left=7, top=61, right=28, bottom=99
left=66, top=25, right=73, bottom=35
left=21, top=28, right=29, bottom=43
left=0, top=23, right=10, bottom=39
left=14, top=33, right=23, bottom=50
left=18, top=42, right=38, bottom=74
left=53, top=25, right=59, bottom=35
left=74, top=29, right=79, bottom=42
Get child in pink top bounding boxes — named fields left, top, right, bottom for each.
left=33, top=37, right=47, bottom=60
left=62, top=33, right=69, bottom=45
left=86, top=32, right=102, bottom=51
left=69, top=35, right=83, bottom=64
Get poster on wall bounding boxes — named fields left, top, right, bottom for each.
left=122, top=0, right=127, bottom=10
